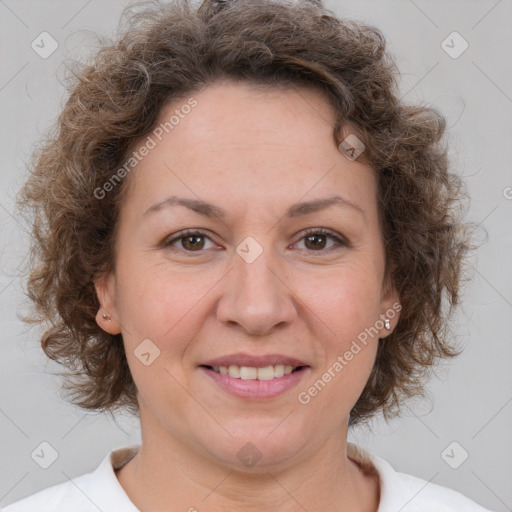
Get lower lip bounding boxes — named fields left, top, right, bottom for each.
left=200, top=366, right=309, bottom=399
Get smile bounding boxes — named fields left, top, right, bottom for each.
left=200, top=364, right=309, bottom=399
left=207, top=364, right=299, bottom=380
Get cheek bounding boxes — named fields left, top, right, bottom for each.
left=114, top=260, right=206, bottom=408
left=113, top=258, right=226, bottom=401
left=290, top=259, right=382, bottom=400
left=294, top=260, right=383, bottom=339
left=294, top=264, right=380, bottom=417
left=115, top=255, right=211, bottom=341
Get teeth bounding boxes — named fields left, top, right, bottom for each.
left=240, top=366, right=258, bottom=380
left=212, top=364, right=298, bottom=380
left=228, top=365, right=240, bottom=378
left=257, top=366, right=275, bottom=381
left=274, top=364, right=285, bottom=378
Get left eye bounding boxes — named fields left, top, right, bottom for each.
left=163, top=229, right=347, bottom=254
left=292, top=229, right=346, bottom=251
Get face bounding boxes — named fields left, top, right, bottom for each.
left=95, top=80, right=399, bottom=472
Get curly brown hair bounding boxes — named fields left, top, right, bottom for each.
left=17, top=0, right=474, bottom=425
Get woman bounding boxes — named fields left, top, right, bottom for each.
left=4, top=0, right=494, bottom=510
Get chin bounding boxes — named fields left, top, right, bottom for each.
left=198, top=424, right=309, bottom=473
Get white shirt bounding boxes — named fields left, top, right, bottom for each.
left=2, top=443, right=494, bottom=511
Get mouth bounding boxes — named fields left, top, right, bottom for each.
left=201, top=364, right=305, bottom=380
left=198, top=354, right=310, bottom=398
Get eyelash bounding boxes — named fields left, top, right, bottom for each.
left=162, top=228, right=349, bottom=256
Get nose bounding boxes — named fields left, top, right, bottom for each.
left=215, top=245, right=298, bottom=336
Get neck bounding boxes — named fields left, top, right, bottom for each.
left=116, top=418, right=379, bottom=511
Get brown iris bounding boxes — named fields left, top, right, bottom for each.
left=181, top=234, right=205, bottom=251
left=304, top=233, right=327, bottom=250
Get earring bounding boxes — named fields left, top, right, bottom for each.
left=384, top=318, right=390, bottom=330
left=102, top=313, right=112, bottom=321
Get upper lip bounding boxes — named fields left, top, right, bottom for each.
left=200, top=353, right=309, bottom=368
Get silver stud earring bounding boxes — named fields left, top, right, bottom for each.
left=384, top=318, right=390, bottom=330
left=102, top=313, right=111, bottom=321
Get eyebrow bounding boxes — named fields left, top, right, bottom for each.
left=145, top=194, right=365, bottom=220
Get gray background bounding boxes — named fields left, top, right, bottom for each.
left=1, top=0, right=511, bottom=510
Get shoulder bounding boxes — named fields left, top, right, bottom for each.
left=392, top=471, right=493, bottom=511
left=347, top=442, right=496, bottom=512
left=1, top=445, right=140, bottom=512
left=1, top=474, right=95, bottom=512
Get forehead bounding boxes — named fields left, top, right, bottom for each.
left=122, top=80, right=377, bottom=220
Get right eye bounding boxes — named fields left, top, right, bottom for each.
left=162, top=229, right=219, bottom=254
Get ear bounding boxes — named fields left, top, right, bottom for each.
left=378, top=270, right=401, bottom=338
left=94, top=271, right=122, bottom=335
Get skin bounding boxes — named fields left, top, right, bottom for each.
left=95, top=80, right=400, bottom=511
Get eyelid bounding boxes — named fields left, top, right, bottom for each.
left=162, top=229, right=220, bottom=250
left=162, top=227, right=350, bottom=254
left=291, top=227, right=350, bottom=250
